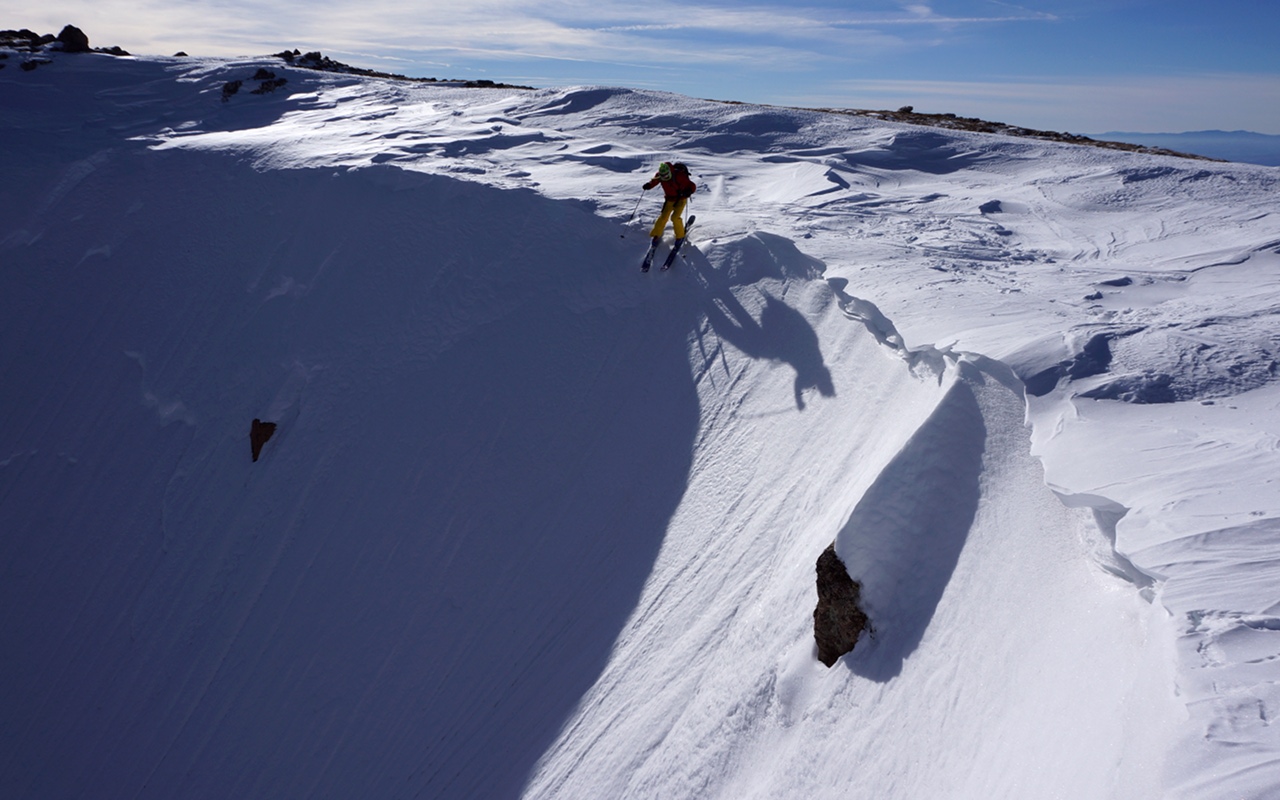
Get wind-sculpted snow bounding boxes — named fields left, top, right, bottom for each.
left=835, top=369, right=985, bottom=682
left=3, top=50, right=1280, bottom=799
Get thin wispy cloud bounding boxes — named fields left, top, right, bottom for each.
left=590, top=3, right=1056, bottom=38
left=830, top=14, right=1055, bottom=25
left=19, top=0, right=1046, bottom=60
left=11, top=0, right=1279, bottom=132
left=831, top=10, right=1058, bottom=25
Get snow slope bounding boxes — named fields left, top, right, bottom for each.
left=2, top=50, right=1279, bottom=799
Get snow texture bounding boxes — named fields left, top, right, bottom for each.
left=2, top=49, right=1279, bottom=799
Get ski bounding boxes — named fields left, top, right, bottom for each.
left=661, top=215, right=696, bottom=270
left=641, top=237, right=660, bottom=272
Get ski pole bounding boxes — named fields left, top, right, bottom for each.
left=622, top=186, right=646, bottom=236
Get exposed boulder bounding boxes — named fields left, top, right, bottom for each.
left=251, top=77, right=288, bottom=94
left=56, top=24, right=90, bottom=53
left=250, top=418, right=277, bottom=462
left=813, top=543, right=871, bottom=667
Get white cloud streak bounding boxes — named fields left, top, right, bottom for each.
left=10, top=0, right=1050, bottom=66
left=10, top=1, right=1275, bottom=131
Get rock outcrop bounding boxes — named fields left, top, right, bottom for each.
left=55, top=24, right=90, bottom=53
left=250, top=418, right=277, bottom=462
left=813, top=544, right=871, bottom=667
left=0, top=26, right=128, bottom=56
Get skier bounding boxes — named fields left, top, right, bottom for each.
left=640, top=161, right=697, bottom=271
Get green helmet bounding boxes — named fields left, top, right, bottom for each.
left=657, top=162, right=672, bottom=181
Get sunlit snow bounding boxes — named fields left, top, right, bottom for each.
left=3, top=50, right=1279, bottom=799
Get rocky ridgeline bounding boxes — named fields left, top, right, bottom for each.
left=835, top=104, right=1219, bottom=161
left=710, top=98, right=1218, bottom=161
left=0, top=25, right=292, bottom=98
left=271, top=48, right=533, bottom=90
left=0, top=25, right=531, bottom=89
left=1, top=25, right=128, bottom=67
left=217, top=50, right=534, bottom=104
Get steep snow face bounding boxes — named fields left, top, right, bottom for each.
left=0, top=156, right=705, bottom=797
left=528, top=358, right=1181, bottom=799
left=3, top=51, right=1279, bottom=799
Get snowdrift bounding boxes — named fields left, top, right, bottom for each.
left=3, top=49, right=1279, bottom=799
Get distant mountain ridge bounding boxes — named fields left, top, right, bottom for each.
left=1092, top=130, right=1280, bottom=166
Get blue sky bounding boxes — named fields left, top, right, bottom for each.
left=11, top=1, right=1280, bottom=133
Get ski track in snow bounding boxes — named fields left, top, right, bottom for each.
left=3, top=51, right=1280, bottom=799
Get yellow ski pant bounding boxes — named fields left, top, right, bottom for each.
left=650, top=197, right=689, bottom=239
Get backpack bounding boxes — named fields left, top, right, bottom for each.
left=671, top=162, right=689, bottom=176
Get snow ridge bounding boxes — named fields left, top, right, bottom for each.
left=834, top=363, right=986, bottom=681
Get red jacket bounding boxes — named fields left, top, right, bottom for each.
left=645, top=168, right=696, bottom=200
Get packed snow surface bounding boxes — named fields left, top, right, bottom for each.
left=3, top=51, right=1279, bottom=799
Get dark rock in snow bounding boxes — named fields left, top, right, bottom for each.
left=2, top=26, right=127, bottom=56
left=252, top=67, right=276, bottom=81
left=0, top=29, right=42, bottom=49
left=814, top=544, right=871, bottom=667
left=221, top=79, right=243, bottom=101
left=250, top=418, right=277, bottom=462
left=1, top=29, right=53, bottom=50
left=251, top=77, right=289, bottom=94
left=1097, top=276, right=1133, bottom=287
left=56, top=25, right=90, bottom=53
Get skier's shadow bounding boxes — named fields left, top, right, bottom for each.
left=685, top=246, right=834, bottom=410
